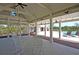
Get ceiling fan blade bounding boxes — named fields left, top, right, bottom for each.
left=15, top=4, right=19, bottom=7
left=20, top=5, right=24, bottom=9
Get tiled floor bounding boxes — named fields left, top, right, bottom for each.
left=0, top=36, right=79, bottom=55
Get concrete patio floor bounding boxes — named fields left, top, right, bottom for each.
left=0, top=36, right=79, bottom=55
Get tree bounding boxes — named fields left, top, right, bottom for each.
left=75, top=23, right=79, bottom=27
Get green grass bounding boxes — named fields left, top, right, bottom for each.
left=0, top=26, right=26, bottom=36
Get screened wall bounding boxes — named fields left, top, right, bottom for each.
left=35, top=12, right=79, bottom=43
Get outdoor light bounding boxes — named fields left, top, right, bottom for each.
left=10, top=9, right=17, bottom=16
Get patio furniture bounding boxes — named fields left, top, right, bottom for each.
left=63, top=31, right=71, bottom=37
left=71, top=31, right=79, bottom=37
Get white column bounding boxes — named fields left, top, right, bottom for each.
left=7, top=18, right=10, bottom=38
left=28, top=24, right=30, bottom=36
left=35, top=22, right=37, bottom=36
left=50, top=17, right=53, bottom=43
left=17, top=6, right=21, bottom=37
left=19, top=19, right=21, bottom=37
left=59, top=20, right=61, bottom=39
left=45, top=22, right=46, bottom=37
left=24, top=23, right=27, bottom=34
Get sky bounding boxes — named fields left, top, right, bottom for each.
left=0, top=24, right=7, bottom=27
left=54, top=21, right=79, bottom=27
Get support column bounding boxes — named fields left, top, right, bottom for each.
left=17, top=6, right=21, bottom=37
left=19, top=19, right=21, bottom=37
left=35, top=22, right=37, bottom=36
left=28, top=24, right=30, bottom=36
left=45, top=22, right=46, bottom=37
left=59, top=20, right=61, bottom=39
left=7, top=18, right=10, bottom=38
left=50, top=17, right=53, bottom=43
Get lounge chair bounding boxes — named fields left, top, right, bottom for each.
left=63, top=31, right=71, bottom=37
left=71, top=31, right=79, bottom=37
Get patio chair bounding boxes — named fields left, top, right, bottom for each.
left=63, top=31, right=71, bottom=37
left=71, top=31, right=79, bottom=37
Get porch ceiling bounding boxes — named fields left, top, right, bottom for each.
left=0, top=3, right=79, bottom=23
